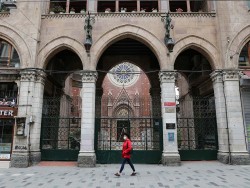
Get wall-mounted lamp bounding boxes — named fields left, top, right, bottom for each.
left=84, top=12, right=95, bottom=53
left=161, top=12, right=175, bottom=53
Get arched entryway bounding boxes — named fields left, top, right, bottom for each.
left=40, top=49, right=83, bottom=161
left=94, top=38, right=163, bottom=164
left=175, top=48, right=218, bottom=160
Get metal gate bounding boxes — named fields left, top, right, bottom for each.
left=95, top=95, right=163, bottom=164
left=95, top=118, right=163, bottom=164
left=41, top=96, right=81, bottom=161
left=177, top=96, right=218, bottom=160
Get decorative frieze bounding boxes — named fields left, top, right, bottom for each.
left=81, top=71, right=98, bottom=83
left=35, top=69, right=46, bottom=85
left=42, top=12, right=216, bottom=19
left=159, top=71, right=177, bottom=83
left=222, top=70, right=240, bottom=81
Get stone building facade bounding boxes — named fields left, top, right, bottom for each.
left=0, top=0, right=249, bottom=167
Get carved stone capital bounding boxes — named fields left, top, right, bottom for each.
left=222, top=70, right=240, bottom=81
left=35, top=69, right=46, bottom=85
left=20, top=69, right=46, bottom=84
left=210, top=70, right=223, bottom=83
left=159, top=71, right=177, bottom=83
left=81, top=71, right=98, bottom=83
left=20, top=69, right=36, bottom=82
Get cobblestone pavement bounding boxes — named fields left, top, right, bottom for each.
left=0, top=161, right=250, bottom=188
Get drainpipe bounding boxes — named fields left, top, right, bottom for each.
left=221, top=71, right=231, bottom=165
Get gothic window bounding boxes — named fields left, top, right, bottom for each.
left=108, top=62, right=140, bottom=87
left=239, top=41, right=250, bottom=67
left=0, top=40, right=20, bottom=68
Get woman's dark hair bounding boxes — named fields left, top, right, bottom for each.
left=123, top=133, right=130, bottom=139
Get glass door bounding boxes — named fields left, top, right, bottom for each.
left=0, top=119, right=14, bottom=160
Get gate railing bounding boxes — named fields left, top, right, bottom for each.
left=95, top=117, right=163, bottom=151
left=41, top=117, right=81, bottom=150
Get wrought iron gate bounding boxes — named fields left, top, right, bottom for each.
left=177, top=96, right=218, bottom=160
left=95, top=95, right=163, bottom=164
left=95, top=118, right=163, bottom=164
left=41, top=96, right=81, bottom=161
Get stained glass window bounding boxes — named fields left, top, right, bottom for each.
left=108, top=62, right=140, bottom=87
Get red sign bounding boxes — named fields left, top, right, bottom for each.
left=164, top=102, right=176, bottom=107
left=0, top=107, right=17, bottom=118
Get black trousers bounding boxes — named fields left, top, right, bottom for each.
left=119, top=158, right=135, bottom=173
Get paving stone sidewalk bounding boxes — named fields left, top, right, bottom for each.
left=0, top=161, right=250, bottom=188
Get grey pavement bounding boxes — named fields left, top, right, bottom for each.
left=0, top=161, right=250, bottom=188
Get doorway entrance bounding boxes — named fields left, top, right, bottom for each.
left=94, top=38, right=163, bottom=164
left=40, top=49, right=83, bottom=161
left=175, top=48, right=218, bottom=160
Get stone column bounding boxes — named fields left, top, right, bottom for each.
left=159, top=71, right=180, bottom=166
left=78, top=71, right=98, bottom=167
left=222, top=70, right=250, bottom=165
left=10, top=69, right=46, bottom=168
left=160, top=0, right=169, bottom=12
left=29, top=70, right=46, bottom=165
left=210, top=71, right=229, bottom=164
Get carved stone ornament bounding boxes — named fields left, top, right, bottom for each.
left=81, top=71, right=98, bottom=83
left=222, top=70, right=240, bottom=81
left=20, top=69, right=46, bottom=84
left=159, top=71, right=177, bottom=83
left=210, top=71, right=223, bottom=83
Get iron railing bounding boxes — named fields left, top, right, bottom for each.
left=95, top=117, right=162, bottom=151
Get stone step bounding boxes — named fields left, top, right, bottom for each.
left=0, top=161, right=10, bottom=168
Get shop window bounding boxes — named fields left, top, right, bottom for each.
left=50, top=0, right=86, bottom=13
left=98, top=1, right=115, bottom=12
left=169, top=0, right=187, bottom=12
left=0, top=83, right=18, bottom=107
left=0, top=40, right=20, bottom=68
left=119, top=1, right=137, bottom=12
left=239, top=41, right=250, bottom=67
left=140, top=1, right=158, bottom=12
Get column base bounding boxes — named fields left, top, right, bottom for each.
left=218, top=152, right=250, bottom=165
left=230, top=153, right=250, bottom=165
left=217, top=152, right=230, bottom=164
left=162, top=153, right=181, bottom=166
left=29, top=151, right=41, bottom=165
left=10, top=152, right=29, bottom=168
left=78, top=152, right=96, bottom=167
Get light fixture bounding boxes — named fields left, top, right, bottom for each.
left=161, top=12, right=175, bottom=53
left=84, top=12, right=95, bottom=53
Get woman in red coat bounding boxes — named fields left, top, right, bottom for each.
left=115, top=133, right=136, bottom=176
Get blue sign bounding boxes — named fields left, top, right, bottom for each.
left=168, top=132, right=174, bottom=142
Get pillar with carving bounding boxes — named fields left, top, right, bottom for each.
left=159, top=71, right=180, bottom=166
left=222, top=70, right=250, bottom=165
left=78, top=71, right=98, bottom=167
left=210, top=70, right=229, bottom=164
left=10, top=68, right=46, bottom=168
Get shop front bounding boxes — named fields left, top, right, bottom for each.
left=0, top=106, right=17, bottom=161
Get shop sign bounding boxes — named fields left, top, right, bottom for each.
left=0, top=107, right=17, bottom=118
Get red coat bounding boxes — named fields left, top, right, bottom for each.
left=122, top=139, right=132, bottom=159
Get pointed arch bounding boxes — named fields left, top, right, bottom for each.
left=171, top=35, right=218, bottom=70
left=90, top=24, right=167, bottom=70
left=36, top=36, right=87, bottom=69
